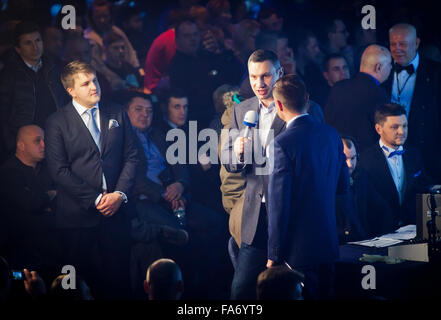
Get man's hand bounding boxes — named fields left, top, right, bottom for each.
left=163, top=182, right=184, bottom=202
left=171, top=198, right=187, bottom=211
left=23, top=269, right=46, bottom=297
left=96, top=192, right=123, bottom=217
left=266, top=259, right=276, bottom=268
left=233, top=137, right=251, bottom=160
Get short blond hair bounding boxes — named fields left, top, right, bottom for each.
left=61, top=60, right=96, bottom=90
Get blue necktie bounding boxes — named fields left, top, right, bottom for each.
left=388, top=149, right=405, bottom=158
left=86, top=107, right=101, bottom=150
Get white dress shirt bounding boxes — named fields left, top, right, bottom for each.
left=391, top=53, right=419, bottom=116
left=72, top=99, right=121, bottom=206
left=379, top=139, right=405, bottom=204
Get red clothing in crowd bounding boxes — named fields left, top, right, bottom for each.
left=143, top=29, right=177, bottom=91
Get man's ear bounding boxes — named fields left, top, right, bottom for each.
left=375, top=123, right=382, bottom=135
left=16, top=140, right=25, bottom=153
left=416, top=37, right=421, bottom=50
left=276, top=99, right=283, bottom=112
left=278, top=66, right=284, bottom=78
left=66, top=87, right=74, bottom=98
left=323, top=71, right=329, bottom=82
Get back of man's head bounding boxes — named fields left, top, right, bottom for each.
left=49, top=274, right=93, bottom=301
left=360, top=44, right=391, bottom=83
left=273, top=74, right=307, bottom=113
left=144, top=259, right=183, bottom=300
left=257, top=266, right=304, bottom=300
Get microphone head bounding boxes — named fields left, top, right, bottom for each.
left=243, top=110, right=258, bottom=127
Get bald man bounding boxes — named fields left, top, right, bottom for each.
left=383, top=23, right=441, bottom=181
left=0, top=125, right=57, bottom=271
left=144, top=258, right=184, bottom=300
left=325, top=44, right=391, bottom=151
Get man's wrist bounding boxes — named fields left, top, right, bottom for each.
left=115, top=191, right=128, bottom=203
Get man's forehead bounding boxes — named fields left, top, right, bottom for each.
left=19, top=31, right=41, bottom=42
left=329, top=58, right=347, bottom=67
left=390, top=30, right=414, bottom=41
left=169, top=97, right=188, bottom=105
left=75, top=72, right=95, bottom=81
left=248, top=60, right=276, bottom=74
left=385, top=114, right=407, bottom=124
left=131, top=97, right=152, bottom=108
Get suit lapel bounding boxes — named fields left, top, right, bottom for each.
left=408, top=58, right=426, bottom=119
left=66, top=102, right=101, bottom=154
left=373, top=145, right=401, bottom=206
left=271, top=114, right=286, bottom=137
left=99, top=104, right=109, bottom=154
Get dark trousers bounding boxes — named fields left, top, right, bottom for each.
left=57, top=214, right=131, bottom=300
left=230, top=204, right=268, bottom=300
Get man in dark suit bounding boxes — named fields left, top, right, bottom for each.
left=45, top=61, right=138, bottom=299
left=221, top=49, right=285, bottom=299
left=383, top=23, right=441, bottom=181
left=325, top=44, right=392, bottom=152
left=359, top=103, right=437, bottom=235
left=336, top=136, right=391, bottom=241
left=267, top=74, right=349, bottom=300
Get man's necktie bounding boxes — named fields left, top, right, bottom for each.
left=86, top=107, right=101, bottom=150
left=388, top=149, right=405, bottom=158
left=394, top=63, right=414, bottom=75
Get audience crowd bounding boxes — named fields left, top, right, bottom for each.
left=0, top=0, right=440, bottom=300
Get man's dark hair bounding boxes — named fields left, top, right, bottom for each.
left=340, top=135, right=359, bottom=158
left=160, top=88, right=188, bottom=116
left=175, top=19, right=197, bottom=38
left=49, top=274, right=92, bottom=301
left=374, top=103, right=407, bottom=125
left=273, top=74, right=307, bottom=112
left=256, top=266, right=304, bottom=300
left=322, top=53, right=348, bottom=72
left=13, top=21, right=41, bottom=47
left=88, top=0, right=113, bottom=32
left=103, top=30, right=124, bottom=48
left=248, top=49, right=280, bottom=68
left=122, top=91, right=153, bottom=111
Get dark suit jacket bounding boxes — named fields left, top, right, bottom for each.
left=382, top=58, right=441, bottom=181
left=267, top=115, right=349, bottom=268
left=132, top=125, right=189, bottom=203
left=221, top=96, right=285, bottom=245
left=359, top=143, right=433, bottom=234
left=325, top=72, right=389, bottom=151
left=335, top=167, right=391, bottom=241
left=45, top=101, right=138, bottom=228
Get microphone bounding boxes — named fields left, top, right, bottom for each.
left=240, top=110, right=258, bottom=162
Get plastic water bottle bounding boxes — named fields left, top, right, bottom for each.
left=174, top=207, right=186, bottom=227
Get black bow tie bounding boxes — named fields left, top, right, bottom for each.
left=394, top=63, right=415, bottom=75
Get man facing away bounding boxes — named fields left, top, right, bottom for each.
left=267, top=74, right=349, bottom=299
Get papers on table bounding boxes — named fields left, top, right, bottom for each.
left=348, top=225, right=416, bottom=248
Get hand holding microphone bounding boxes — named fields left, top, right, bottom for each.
left=233, top=110, right=258, bottom=162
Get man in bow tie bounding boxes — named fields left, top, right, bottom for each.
left=383, top=23, right=441, bottom=182
left=45, top=60, right=138, bottom=299
left=359, top=103, right=436, bottom=234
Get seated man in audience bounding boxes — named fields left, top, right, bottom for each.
left=359, top=103, right=438, bottom=234
left=0, top=125, right=57, bottom=274
left=336, top=136, right=391, bottom=241
left=103, top=31, right=143, bottom=92
left=126, top=91, right=227, bottom=298
left=256, top=266, right=304, bottom=300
